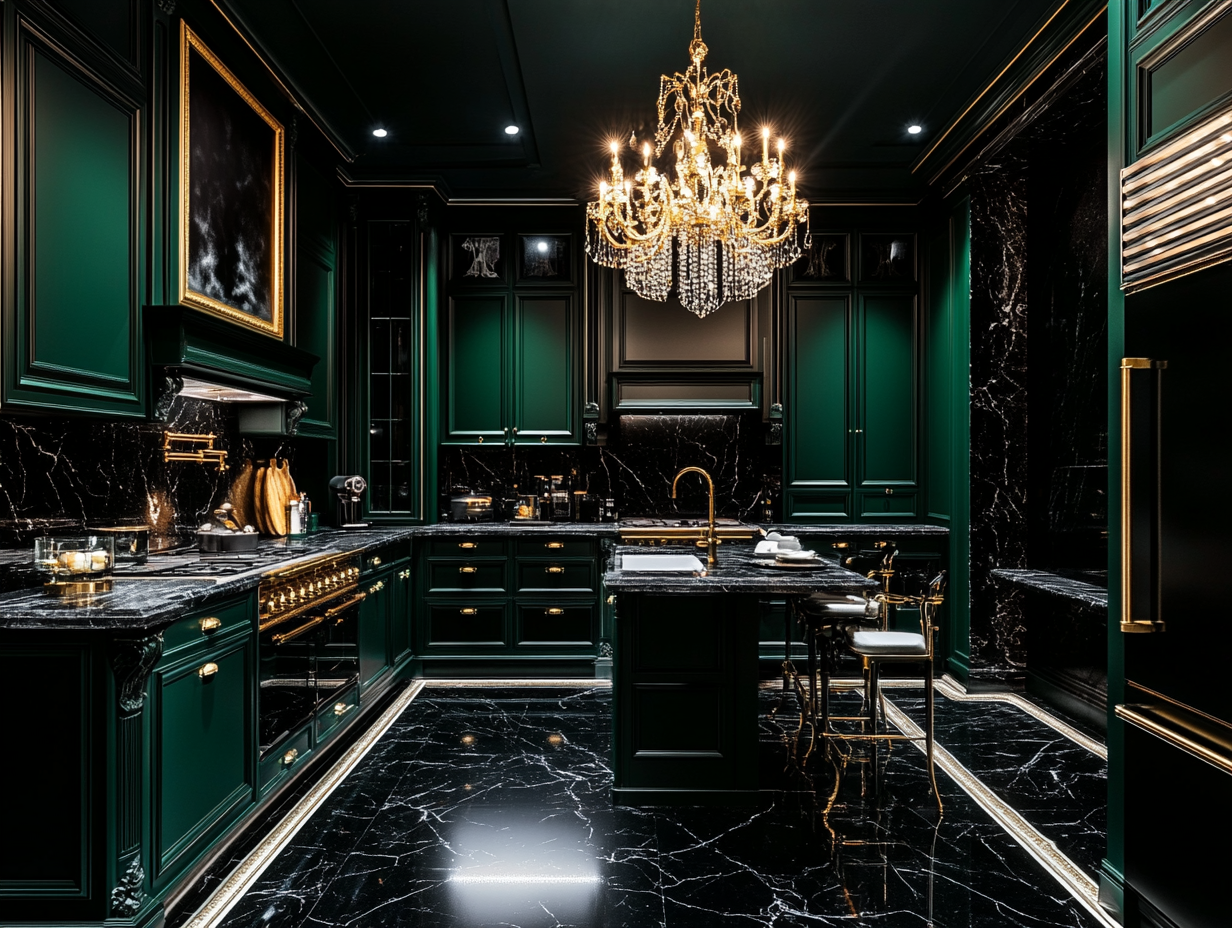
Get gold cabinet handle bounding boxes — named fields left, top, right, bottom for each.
left=459, top=566, right=478, bottom=574
left=334, top=702, right=355, bottom=717
left=399, top=569, right=411, bottom=580
left=546, top=542, right=565, bottom=549
left=197, top=661, right=219, bottom=679
left=540, top=436, right=547, bottom=443
left=199, top=616, right=222, bottom=633
left=546, top=566, right=565, bottom=575
left=606, top=594, right=617, bottom=605
left=460, top=607, right=478, bottom=615
left=368, top=581, right=385, bottom=594
left=1120, top=357, right=1167, bottom=634
left=283, top=748, right=299, bottom=766
left=546, top=607, right=564, bottom=615
left=370, top=556, right=382, bottom=567
left=459, top=542, right=478, bottom=549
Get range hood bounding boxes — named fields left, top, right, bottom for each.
left=145, top=306, right=319, bottom=435
left=610, top=372, right=762, bottom=413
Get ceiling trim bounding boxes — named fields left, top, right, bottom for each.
left=489, top=0, right=540, bottom=167
left=210, top=0, right=356, bottom=162
left=912, top=0, right=1107, bottom=186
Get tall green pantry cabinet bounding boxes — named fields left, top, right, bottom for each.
left=783, top=223, right=921, bottom=523
left=443, top=207, right=583, bottom=447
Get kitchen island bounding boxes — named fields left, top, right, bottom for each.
left=603, top=546, right=878, bottom=805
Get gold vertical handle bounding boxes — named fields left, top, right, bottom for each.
left=1121, top=358, right=1167, bottom=633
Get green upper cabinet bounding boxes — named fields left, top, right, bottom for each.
left=783, top=221, right=920, bottom=523
left=2, top=14, right=145, bottom=416
left=443, top=212, right=581, bottom=447
left=293, top=156, right=339, bottom=437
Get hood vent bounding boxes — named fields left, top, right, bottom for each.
left=146, top=306, right=319, bottom=435
left=610, top=372, right=762, bottom=413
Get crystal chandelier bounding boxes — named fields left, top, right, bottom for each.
left=585, top=0, right=809, bottom=318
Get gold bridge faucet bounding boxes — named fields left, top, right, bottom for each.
left=672, top=466, right=719, bottom=565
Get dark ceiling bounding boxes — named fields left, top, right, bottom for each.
left=224, top=0, right=1062, bottom=201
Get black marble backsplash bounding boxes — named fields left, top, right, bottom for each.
left=0, top=399, right=293, bottom=548
left=440, top=412, right=779, bottom=521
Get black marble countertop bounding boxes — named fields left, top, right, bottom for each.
left=414, top=522, right=620, bottom=536
left=990, top=568, right=1108, bottom=612
left=604, top=546, right=879, bottom=595
left=759, top=523, right=949, bottom=538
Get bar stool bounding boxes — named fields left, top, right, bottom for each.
left=842, top=570, right=947, bottom=811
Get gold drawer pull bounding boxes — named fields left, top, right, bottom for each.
left=283, top=748, right=299, bottom=766
left=546, top=566, right=565, bottom=575
left=199, top=616, right=222, bottom=633
left=459, top=542, right=478, bottom=549
left=399, top=569, right=411, bottom=580
left=546, top=608, right=565, bottom=615
left=460, top=607, right=478, bottom=615
left=546, top=542, right=565, bottom=549
left=370, top=556, right=382, bottom=567
left=197, top=661, right=219, bottom=679
left=368, top=581, right=385, bottom=594
left=334, top=702, right=355, bottom=717
left=459, top=566, right=478, bottom=574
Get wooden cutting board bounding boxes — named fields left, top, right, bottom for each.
left=253, top=464, right=270, bottom=534
left=264, top=458, right=288, bottom=536
left=228, top=458, right=257, bottom=530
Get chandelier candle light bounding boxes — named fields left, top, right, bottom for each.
left=586, top=0, right=809, bottom=318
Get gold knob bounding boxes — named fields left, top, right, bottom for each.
left=546, top=608, right=564, bottom=615
left=477, top=436, right=484, bottom=444
left=546, top=542, right=565, bottom=549
left=371, top=556, right=382, bottom=566
left=369, top=581, right=384, bottom=594
left=198, top=662, right=219, bottom=679
left=460, top=608, right=478, bottom=615
left=546, top=566, right=565, bottom=575
left=885, top=487, right=894, bottom=496
left=399, top=569, right=411, bottom=580
left=540, top=436, right=547, bottom=443
left=283, top=748, right=299, bottom=766
left=459, top=566, right=478, bottom=574
left=606, top=595, right=617, bottom=605
left=460, top=542, right=478, bottom=549
left=334, top=702, right=354, bottom=717
left=199, top=616, right=221, bottom=633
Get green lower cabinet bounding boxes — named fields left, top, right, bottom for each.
left=390, top=564, right=413, bottom=665
left=515, top=601, right=596, bottom=648
left=359, top=565, right=395, bottom=691
left=150, top=630, right=255, bottom=887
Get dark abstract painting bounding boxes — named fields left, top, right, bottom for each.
left=180, top=24, right=284, bottom=337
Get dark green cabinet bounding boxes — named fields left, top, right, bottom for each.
left=784, top=292, right=919, bottom=522
left=149, top=628, right=254, bottom=886
left=390, top=563, right=413, bottom=664
left=293, top=155, right=339, bottom=437
left=445, top=294, right=577, bottom=445
left=359, top=565, right=394, bottom=690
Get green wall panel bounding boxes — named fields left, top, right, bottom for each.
left=1146, top=8, right=1232, bottom=138
left=858, top=294, right=917, bottom=486
left=447, top=295, right=506, bottom=440
left=295, top=249, right=336, bottom=435
left=31, top=50, right=133, bottom=385
left=515, top=296, right=572, bottom=440
left=787, top=295, right=850, bottom=488
left=926, top=225, right=954, bottom=521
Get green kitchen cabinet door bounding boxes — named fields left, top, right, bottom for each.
left=856, top=294, right=919, bottom=519
left=785, top=295, right=852, bottom=521
left=294, top=156, right=338, bottom=437
left=445, top=295, right=507, bottom=444
left=390, top=561, right=413, bottom=665
left=5, top=37, right=144, bottom=416
left=150, top=634, right=255, bottom=886
left=513, top=295, right=577, bottom=444
left=359, top=567, right=393, bottom=690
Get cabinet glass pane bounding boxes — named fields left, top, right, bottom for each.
left=368, top=222, right=415, bottom=514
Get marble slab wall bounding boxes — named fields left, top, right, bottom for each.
left=0, top=400, right=293, bottom=549
left=439, top=412, right=778, bottom=520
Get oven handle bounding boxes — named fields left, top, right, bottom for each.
left=325, top=591, right=367, bottom=622
left=271, top=614, right=327, bottom=646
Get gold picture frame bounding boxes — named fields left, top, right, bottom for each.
left=179, top=22, right=284, bottom=338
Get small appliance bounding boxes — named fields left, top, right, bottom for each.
left=328, top=475, right=370, bottom=529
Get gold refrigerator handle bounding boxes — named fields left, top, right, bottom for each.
left=1121, top=358, right=1167, bottom=633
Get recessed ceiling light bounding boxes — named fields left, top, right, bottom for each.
left=907, top=124, right=922, bottom=135
left=505, top=124, right=520, bottom=135
left=536, top=240, right=549, bottom=253
left=372, top=128, right=388, bottom=138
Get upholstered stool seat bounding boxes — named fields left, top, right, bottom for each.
left=848, top=630, right=928, bottom=655
left=798, top=594, right=881, bottom=620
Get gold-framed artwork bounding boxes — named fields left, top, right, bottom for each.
left=179, top=22, right=284, bottom=338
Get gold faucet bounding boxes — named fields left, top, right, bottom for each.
left=671, top=466, right=719, bottom=565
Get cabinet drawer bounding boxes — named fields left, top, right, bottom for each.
left=428, top=538, right=506, bottom=558
left=425, top=602, right=508, bottom=647
left=260, top=726, right=312, bottom=791
left=516, top=603, right=596, bottom=647
left=515, top=537, right=595, bottom=558
left=428, top=560, right=507, bottom=593
left=515, top=560, right=595, bottom=593
left=858, top=490, right=917, bottom=518
left=162, top=595, right=253, bottom=654
left=316, top=684, right=359, bottom=745
left=363, top=544, right=408, bottom=574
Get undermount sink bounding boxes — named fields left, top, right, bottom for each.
left=620, top=553, right=705, bottom=572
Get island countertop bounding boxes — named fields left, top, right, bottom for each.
left=603, top=545, right=879, bottom=595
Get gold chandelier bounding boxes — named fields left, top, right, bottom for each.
left=586, top=0, right=809, bottom=318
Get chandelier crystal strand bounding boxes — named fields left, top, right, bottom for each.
left=586, top=0, right=809, bottom=318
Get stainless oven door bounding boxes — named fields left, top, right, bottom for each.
left=258, top=589, right=365, bottom=759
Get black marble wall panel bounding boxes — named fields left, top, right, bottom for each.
left=0, top=399, right=292, bottom=548
left=439, top=412, right=779, bottom=520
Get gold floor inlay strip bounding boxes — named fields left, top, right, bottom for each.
left=425, top=678, right=612, bottom=687
left=881, top=697, right=1119, bottom=928
left=181, top=680, right=426, bottom=928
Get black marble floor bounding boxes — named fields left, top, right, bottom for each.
left=185, top=685, right=1107, bottom=928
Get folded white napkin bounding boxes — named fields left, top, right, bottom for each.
left=765, top=531, right=802, bottom=551
left=754, top=540, right=779, bottom=555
